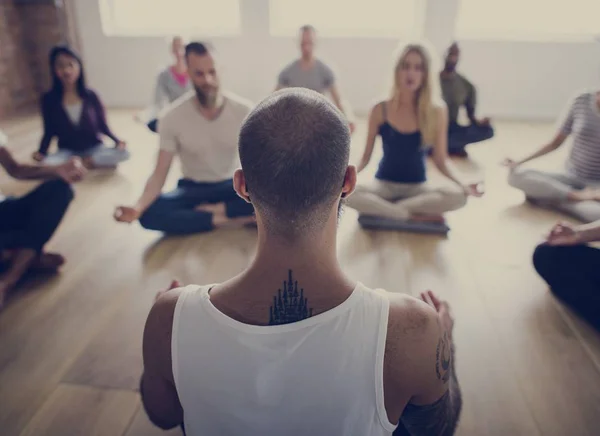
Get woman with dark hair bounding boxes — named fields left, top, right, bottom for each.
left=32, top=46, right=130, bottom=169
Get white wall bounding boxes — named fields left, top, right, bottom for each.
left=74, top=0, right=600, bottom=120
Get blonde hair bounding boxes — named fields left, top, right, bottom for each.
left=390, top=42, right=443, bottom=146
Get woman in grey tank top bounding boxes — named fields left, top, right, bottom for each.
left=136, top=36, right=192, bottom=133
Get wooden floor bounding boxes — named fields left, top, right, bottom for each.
left=0, top=110, right=599, bottom=436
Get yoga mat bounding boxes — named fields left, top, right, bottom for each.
left=358, top=215, right=450, bottom=234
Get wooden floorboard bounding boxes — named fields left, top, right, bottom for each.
left=19, top=384, right=138, bottom=436
left=0, top=111, right=599, bottom=435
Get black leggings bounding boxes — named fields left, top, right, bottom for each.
left=533, top=244, right=600, bottom=330
left=0, top=179, right=74, bottom=252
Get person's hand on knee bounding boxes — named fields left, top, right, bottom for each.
left=56, top=157, right=86, bottom=183
left=114, top=206, right=141, bottom=223
left=32, top=151, right=45, bottom=162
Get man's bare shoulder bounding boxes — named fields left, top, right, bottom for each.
left=384, top=292, right=440, bottom=375
left=144, top=288, right=187, bottom=351
left=387, top=292, right=437, bottom=336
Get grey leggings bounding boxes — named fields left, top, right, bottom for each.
left=345, top=180, right=467, bottom=220
left=508, top=168, right=600, bottom=223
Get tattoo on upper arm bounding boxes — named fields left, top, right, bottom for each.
left=269, top=270, right=313, bottom=325
left=436, top=331, right=452, bottom=383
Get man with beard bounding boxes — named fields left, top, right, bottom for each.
left=114, top=42, right=255, bottom=234
left=440, top=42, right=494, bottom=157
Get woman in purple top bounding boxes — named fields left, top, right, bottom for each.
left=32, top=46, right=130, bottom=169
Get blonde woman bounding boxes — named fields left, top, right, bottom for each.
left=346, top=43, right=482, bottom=229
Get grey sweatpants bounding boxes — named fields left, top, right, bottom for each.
left=508, top=168, right=600, bottom=223
left=345, top=180, right=467, bottom=220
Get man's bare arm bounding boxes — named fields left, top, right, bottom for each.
left=401, top=343, right=462, bottom=435
left=140, top=289, right=184, bottom=430
left=400, top=292, right=462, bottom=436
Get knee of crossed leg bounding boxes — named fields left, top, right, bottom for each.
left=42, top=179, right=75, bottom=206
left=507, top=168, right=525, bottom=189
left=448, top=189, right=468, bottom=211
left=532, top=244, right=559, bottom=282
left=138, top=206, right=162, bottom=230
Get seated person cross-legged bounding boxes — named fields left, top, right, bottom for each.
left=0, top=134, right=86, bottom=309
left=139, top=88, right=463, bottom=436
left=533, top=220, right=600, bottom=331
left=115, top=42, right=255, bottom=234
left=33, top=46, right=129, bottom=169
left=504, top=90, right=600, bottom=223
left=346, top=44, right=482, bottom=234
left=276, top=25, right=356, bottom=134
left=440, top=42, right=493, bottom=157
left=135, top=36, right=192, bottom=133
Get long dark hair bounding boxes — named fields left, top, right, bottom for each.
left=48, top=45, right=88, bottom=97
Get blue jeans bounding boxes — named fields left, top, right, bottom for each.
left=44, top=144, right=130, bottom=167
left=0, top=180, right=74, bottom=252
left=447, top=123, right=494, bottom=154
left=139, top=179, right=255, bottom=235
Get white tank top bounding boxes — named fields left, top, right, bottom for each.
left=171, top=283, right=398, bottom=436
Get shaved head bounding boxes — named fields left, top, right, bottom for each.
left=238, top=88, right=351, bottom=239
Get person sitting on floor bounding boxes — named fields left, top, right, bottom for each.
left=138, top=88, right=462, bottom=436
left=276, top=25, right=355, bottom=134
left=32, top=46, right=130, bottom=169
left=135, top=36, right=192, bottom=133
left=346, top=43, right=483, bottom=232
left=114, top=42, right=255, bottom=234
left=0, top=132, right=85, bottom=309
left=504, top=90, right=600, bottom=223
left=439, top=42, right=494, bottom=157
left=533, top=219, right=600, bottom=331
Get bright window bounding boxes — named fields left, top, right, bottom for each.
left=456, top=0, right=600, bottom=42
left=100, top=0, right=241, bottom=37
left=269, top=0, right=421, bottom=38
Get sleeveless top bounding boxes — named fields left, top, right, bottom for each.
left=375, top=102, right=427, bottom=184
left=171, top=283, right=398, bottom=436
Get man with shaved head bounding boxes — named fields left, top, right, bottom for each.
left=139, top=89, right=463, bottom=436
left=440, top=42, right=494, bottom=157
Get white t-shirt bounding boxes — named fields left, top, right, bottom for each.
left=159, top=91, right=253, bottom=183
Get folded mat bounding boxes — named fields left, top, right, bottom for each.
left=358, top=215, right=450, bottom=234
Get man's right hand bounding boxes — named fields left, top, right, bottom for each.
left=114, top=206, right=141, bottom=223
left=420, top=290, right=454, bottom=338
left=154, top=280, right=183, bottom=302
left=32, top=151, right=45, bottom=162
left=56, top=157, right=86, bottom=183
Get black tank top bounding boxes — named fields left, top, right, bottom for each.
left=375, top=102, right=427, bottom=184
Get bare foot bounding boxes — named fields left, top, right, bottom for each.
left=195, top=202, right=225, bottom=215
left=82, top=156, right=96, bottom=169
left=569, top=188, right=600, bottom=202
left=409, top=214, right=446, bottom=224
left=213, top=214, right=256, bottom=229
left=31, top=252, right=65, bottom=272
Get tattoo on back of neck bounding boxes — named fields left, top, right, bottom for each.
left=269, top=270, right=313, bottom=325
